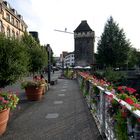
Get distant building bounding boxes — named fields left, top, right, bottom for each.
left=29, top=31, right=40, bottom=43
left=74, top=20, right=95, bottom=66
left=60, top=51, right=68, bottom=62
left=64, top=52, right=75, bottom=67
left=59, top=51, right=68, bottom=68
left=54, top=57, right=61, bottom=68
left=0, top=1, right=27, bottom=37
left=62, top=51, right=68, bottom=58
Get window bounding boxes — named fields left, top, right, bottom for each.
left=3, top=27, right=5, bottom=34
left=1, top=10, right=4, bottom=18
left=21, top=24, right=23, bottom=30
left=6, top=13, right=10, bottom=22
left=7, top=28, right=10, bottom=37
left=15, top=20, right=18, bottom=27
left=11, top=17, right=14, bottom=25
left=12, top=30, right=15, bottom=37
left=0, top=4, right=2, bottom=12
left=16, top=31, right=19, bottom=38
left=0, top=20, right=2, bottom=32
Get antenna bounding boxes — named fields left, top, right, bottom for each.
left=54, top=29, right=100, bottom=40
left=54, top=29, right=73, bottom=34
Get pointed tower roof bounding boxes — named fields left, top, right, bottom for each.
left=74, top=20, right=92, bottom=33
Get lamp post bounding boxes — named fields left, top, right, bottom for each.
left=46, top=44, right=51, bottom=83
left=62, top=59, right=64, bottom=76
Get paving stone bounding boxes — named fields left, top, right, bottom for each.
left=46, top=113, right=59, bottom=119
left=58, top=94, right=65, bottom=97
left=0, top=78, right=103, bottom=140
left=53, top=101, right=63, bottom=104
left=61, top=89, right=66, bottom=91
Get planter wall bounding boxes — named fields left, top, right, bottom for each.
left=25, top=86, right=43, bottom=101
left=0, top=108, right=10, bottom=135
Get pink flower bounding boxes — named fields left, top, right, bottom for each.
left=111, top=89, right=115, bottom=94
left=0, top=96, right=4, bottom=101
left=133, top=103, right=140, bottom=110
left=106, top=94, right=113, bottom=102
left=2, top=100, right=9, bottom=104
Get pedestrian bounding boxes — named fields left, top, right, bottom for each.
left=52, top=68, right=54, bottom=74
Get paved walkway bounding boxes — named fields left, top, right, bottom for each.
left=1, top=78, right=102, bottom=140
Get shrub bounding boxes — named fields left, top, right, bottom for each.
left=103, top=67, right=127, bottom=85
left=21, top=33, right=48, bottom=74
left=0, top=33, right=29, bottom=88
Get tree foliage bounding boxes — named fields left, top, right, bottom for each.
left=127, top=48, right=140, bottom=68
left=97, top=16, right=131, bottom=68
left=21, top=33, right=48, bottom=74
left=28, top=47, right=48, bottom=73
left=0, top=33, right=29, bottom=87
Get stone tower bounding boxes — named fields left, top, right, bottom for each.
left=74, top=20, right=95, bottom=66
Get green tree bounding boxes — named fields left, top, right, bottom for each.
left=127, top=48, right=138, bottom=68
left=127, top=48, right=140, bottom=69
left=0, top=33, right=29, bottom=87
left=136, top=51, right=140, bottom=67
left=21, top=33, right=48, bottom=75
left=97, top=16, right=131, bottom=68
left=28, top=47, right=48, bottom=74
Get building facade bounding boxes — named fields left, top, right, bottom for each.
left=0, top=1, right=27, bottom=38
left=64, top=52, right=75, bottom=67
left=74, top=20, right=95, bottom=66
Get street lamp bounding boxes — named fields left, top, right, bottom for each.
left=46, top=44, right=51, bottom=83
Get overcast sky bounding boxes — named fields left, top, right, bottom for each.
left=7, top=0, right=140, bottom=56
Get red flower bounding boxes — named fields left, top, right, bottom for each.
left=117, top=86, right=122, bottom=91
left=126, top=87, right=136, bottom=94
left=125, top=97, right=134, bottom=105
left=137, top=118, right=140, bottom=123
left=117, top=86, right=125, bottom=93
left=121, top=111, right=127, bottom=118
left=121, top=107, right=128, bottom=118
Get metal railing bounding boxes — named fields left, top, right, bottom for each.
left=77, top=74, right=140, bottom=140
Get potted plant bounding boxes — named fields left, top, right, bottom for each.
left=0, top=91, right=19, bottom=135
left=21, top=79, right=46, bottom=101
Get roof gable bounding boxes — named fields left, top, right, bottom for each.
left=74, top=20, right=92, bottom=33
